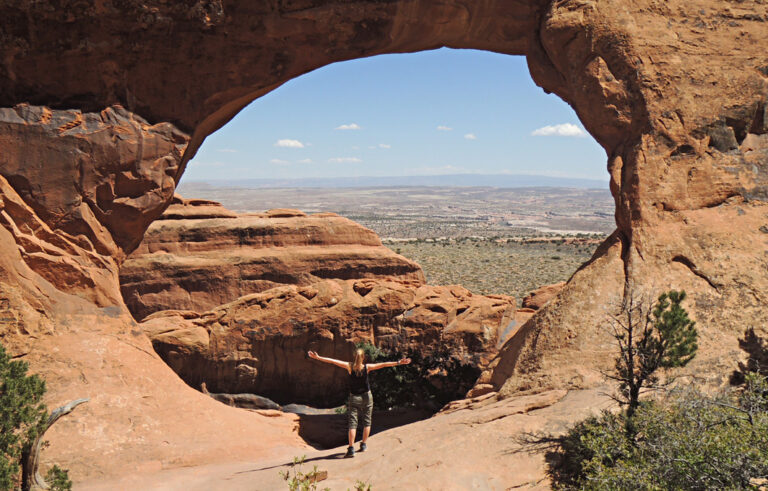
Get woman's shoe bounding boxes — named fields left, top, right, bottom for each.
left=345, top=446, right=355, bottom=458
left=359, top=442, right=367, bottom=452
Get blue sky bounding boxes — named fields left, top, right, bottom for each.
left=185, top=48, right=607, bottom=182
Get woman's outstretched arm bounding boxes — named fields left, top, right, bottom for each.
left=307, top=351, right=351, bottom=373
left=367, top=358, right=411, bottom=372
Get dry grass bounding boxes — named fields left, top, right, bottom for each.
left=386, top=237, right=601, bottom=305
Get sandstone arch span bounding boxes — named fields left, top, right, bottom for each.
left=0, top=0, right=767, bottom=482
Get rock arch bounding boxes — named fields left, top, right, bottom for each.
left=0, top=0, right=767, bottom=480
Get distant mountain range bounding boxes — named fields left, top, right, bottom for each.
left=181, top=174, right=609, bottom=189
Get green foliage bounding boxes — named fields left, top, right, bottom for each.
left=0, top=343, right=47, bottom=490
left=608, top=290, right=697, bottom=418
left=356, top=342, right=480, bottom=411
left=353, top=480, right=372, bottom=491
left=549, top=381, right=768, bottom=489
left=45, top=465, right=72, bottom=491
left=279, top=455, right=330, bottom=491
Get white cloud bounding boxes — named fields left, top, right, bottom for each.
left=437, top=125, right=453, bottom=131
left=296, top=159, right=313, bottom=164
left=335, top=123, right=361, bottom=130
left=378, top=143, right=391, bottom=149
left=274, top=139, right=305, bottom=148
left=531, top=123, right=587, bottom=137
left=464, top=133, right=477, bottom=140
left=270, top=158, right=290, bottom=165
left=328, top=157, right=362, bottom=164
left=217, top=148, right=237, bottom=153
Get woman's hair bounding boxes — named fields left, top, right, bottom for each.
left=350, top=348, right=365, bottom=374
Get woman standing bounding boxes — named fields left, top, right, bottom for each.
left=307, top=348, right=411, bottom=458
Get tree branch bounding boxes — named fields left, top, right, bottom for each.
left=23, top=398, right=89, bottom=491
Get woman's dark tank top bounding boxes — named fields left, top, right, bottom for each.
left=349, top=365, right=370, bottom=395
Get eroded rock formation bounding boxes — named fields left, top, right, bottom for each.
left=0, top=0, right=766, bottom=483
left=141, top=278, right=517, bottom=406
left=120, top=197, right=424, bottom=320
left=123, top=200, right=521, bottom=407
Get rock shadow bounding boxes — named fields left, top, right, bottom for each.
left=730, top=327, right=768, bottom=385
left=289, top=407, right=434, bottom=449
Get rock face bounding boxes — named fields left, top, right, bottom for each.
left=140, top=278, right=517, bottom=407
left=0, top=105, right=307, bottom=481
left=1, top=0, right=767, bottom=483
left=120, top=198, right=424, bottom=320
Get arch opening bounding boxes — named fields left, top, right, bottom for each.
left=118, top=49, right=614, bottom=447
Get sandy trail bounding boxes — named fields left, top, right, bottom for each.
left=77, top=388, right=611, bottom=491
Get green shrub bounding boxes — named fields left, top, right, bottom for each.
left=0, top=343, right=47, bottom=490
left=0, top=342, right=73, bottom=491
left=279, top=455, right=329, bottom=491
left=356, top=343, right=480, bottom=411
left=549, top=379, right=768, bottom=490
left=45, top=465, right=73, bottom=491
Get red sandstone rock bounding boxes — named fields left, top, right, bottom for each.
left=0, top=0, right=767, bottom=485
left=140, top=278, right=516, bottom=407
left=159, top=194, right=237, bottom=220
left=0, top=104, right=187, bottom=258
left=522, top=281, right=566, bottom=310
left=120, top=202, right=424, bottom=320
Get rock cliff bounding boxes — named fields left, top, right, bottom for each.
left=0, top=0, right=766, bottom=484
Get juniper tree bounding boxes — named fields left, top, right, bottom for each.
left=0, top=342, right=81, bottom=490
left=0, top=342, right=47, bottom=490
left=605, top=290, right=698, bottom=419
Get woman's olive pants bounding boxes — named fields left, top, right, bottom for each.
left=347, top=390, right=373, bottom=429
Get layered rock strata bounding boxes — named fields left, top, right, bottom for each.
left=120, top=198, right=424, bottom=320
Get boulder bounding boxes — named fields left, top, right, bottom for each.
left=522, top=281, right=566, bottom=310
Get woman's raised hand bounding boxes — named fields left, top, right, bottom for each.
left=398, top=357, right=412, bottom=365
left=308, top=350, right=318, bottom=359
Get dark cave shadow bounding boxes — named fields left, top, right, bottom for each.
left=295, top=407, right=434, bottom=449
left=730, top=327, right=768, bottom=385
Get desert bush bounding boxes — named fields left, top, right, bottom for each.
left=547, top=293, right=768, bottom=490
left=279, top=455, right=329, bottom=491
left=549, top=379, right=768, bottom=490
left=357, top=343, right=480, bottom=411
